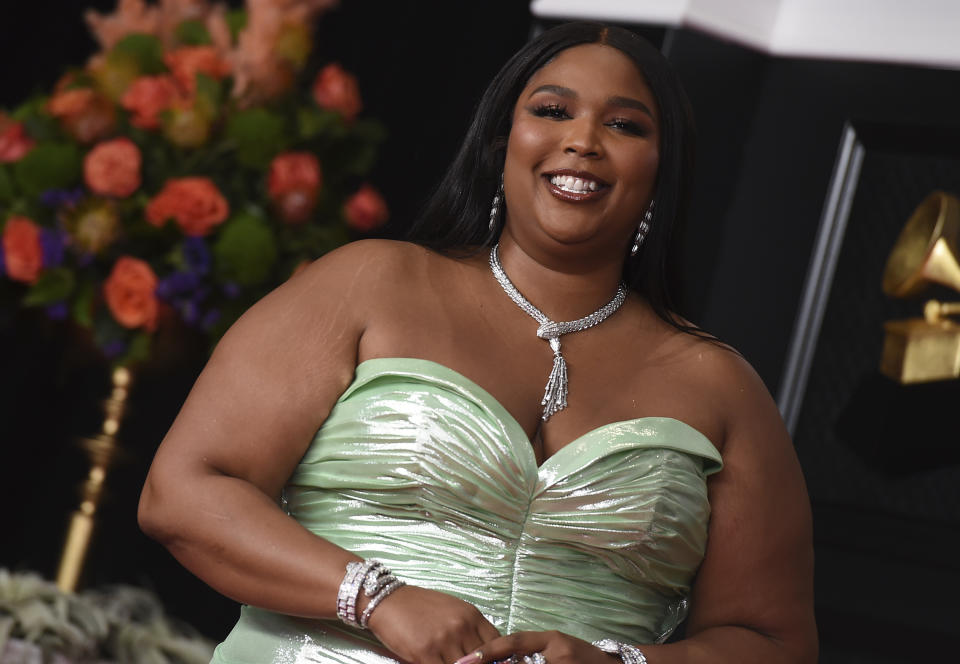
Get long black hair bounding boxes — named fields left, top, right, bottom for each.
left=406, top=22, right=698, bottom=333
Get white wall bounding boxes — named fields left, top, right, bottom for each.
left=530, top=0, right=960, bottom=69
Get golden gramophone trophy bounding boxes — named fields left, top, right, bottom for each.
left=880, top=191, right=960, bottom=383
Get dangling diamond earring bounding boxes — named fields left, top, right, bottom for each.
left=489, top=173, right=504, bottom=232
left=631, top=200, right=654, bottom=255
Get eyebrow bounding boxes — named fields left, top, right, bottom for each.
left=529, top=84, right=656, bottom=120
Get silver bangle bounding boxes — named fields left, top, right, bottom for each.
left=336, top=559, right=381, bottom=627
left=359, top=578, right=405, bottom=628
left=592, top=639, right=648, bottom=664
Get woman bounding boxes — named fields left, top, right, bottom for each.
left=139, top=22, right=817, bottom=664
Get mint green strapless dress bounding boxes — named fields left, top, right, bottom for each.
left=211, top=358, right=722, bottom=664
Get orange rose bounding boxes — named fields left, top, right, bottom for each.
left=344, top=185, right=388, bottom=232
left=84, top=137, right=142, bottom=198
left=164, top=46, right=232, bottom=94
left=104, top=256, right=158, bottom=331
left=311, top=63, right=362, bottom=122
left=2, top=216, right=43, bottom=284
left=268, top=152, right=322, bottom=224
left=47, top=88, right=116, bottom=144
left=121, top=75, right=185, bottom=129
left=145, top=177, right=229, bottom=236
left=0, top=114, right=35, bottom=163
left=268, top=152, right=322, bottom=196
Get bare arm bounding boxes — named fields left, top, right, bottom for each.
left=139, top=241, right=500, bottom=664
left=652, top=351, right=817, bottom=662
left=139, top=242, right=370, bottom=617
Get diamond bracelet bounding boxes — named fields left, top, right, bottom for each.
left=336, top=559, right=405, bottom=629
left=592, top=639, right=648, bottom=664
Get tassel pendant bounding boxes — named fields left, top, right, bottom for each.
left=540, top=338, right=568, bottom=420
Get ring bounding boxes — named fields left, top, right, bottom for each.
left=453, top=650, right=484, bottom=664
left=522, top=653, right=546, bottom=664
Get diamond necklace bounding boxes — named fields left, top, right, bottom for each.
left=489, top=243, right=627, bottom=421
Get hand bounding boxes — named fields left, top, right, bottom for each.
left=473, top=631, right=619, bottom=664
left=365, top=585, right=501, bottom=664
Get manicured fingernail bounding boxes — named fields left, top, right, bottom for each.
left=454, top=650, right=484, bottom=664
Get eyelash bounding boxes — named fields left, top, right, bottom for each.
left=530, top=103, right=647, bottom=136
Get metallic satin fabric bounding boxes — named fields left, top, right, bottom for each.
left=212, top=358, right=722, bottom=664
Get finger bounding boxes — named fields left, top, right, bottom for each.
left=476, top=621, right=502, bottom=646
left=474, top=632, right=547, bottom=663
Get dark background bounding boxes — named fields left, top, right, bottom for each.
left=3, top=2, right=960, bottom=661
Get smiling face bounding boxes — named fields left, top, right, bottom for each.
left=502, top=43, right=660, bottom=262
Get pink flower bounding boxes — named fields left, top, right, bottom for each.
left=121, top=75, right=185, bottom=130
left=84, top=137, right=142, bottom=198
left=311, top=63, right=362, bottom=122
left=85, top=0, right=160, bottom=52
left=47, top=87, right=116, bottom=144
left=104, top=256, right=158, bottom=331
left=2, top=216, right=43, bottom=284
left=268, top=152, right=323, bottom=224
left=146, top=177, right=229, bottom=236
left=344, top=185, right=388, bottom=232
left=165, top=46, right=232, bottom=93
left=0, top=114, right=35, bottom=163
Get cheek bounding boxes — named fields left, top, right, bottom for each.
left=622, top=147, right=659, bottom=192
left=506, top=116, right=553, bottom=166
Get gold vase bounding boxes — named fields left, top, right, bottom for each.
left=56, top=366, right=132, bottom=593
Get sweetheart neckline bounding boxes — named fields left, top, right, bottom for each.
left=350, top=357, right=722, bottom=476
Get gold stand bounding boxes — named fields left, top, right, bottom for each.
left=56, top=366, right=132, bottom=593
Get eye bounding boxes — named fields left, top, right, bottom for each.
left=607, top=117, right=647, bottom=136
left=531, top=103, right=570, bottom=120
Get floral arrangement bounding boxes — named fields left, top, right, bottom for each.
left=0, top=0, right=387, bottom=365
left=0, top=568, right=213, bottom=663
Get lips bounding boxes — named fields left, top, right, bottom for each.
left=542, top=169, right=610, bottom=202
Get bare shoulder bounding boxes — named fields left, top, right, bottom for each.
left=291, top=239, right=435, bottom=295
left=664, top=327, right=817, bottom=656
left=645, top=319, right=784, bottom=453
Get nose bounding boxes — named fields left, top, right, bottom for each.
left=563, top=117, right=603, bottom=158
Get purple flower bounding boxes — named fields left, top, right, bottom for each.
left=180, top=299, right=200, bottom=325
left=156, top=271, right=200, bottom=300
left=40, top=188, right=85, bottom=208
left=40, top=228, right=66, bottom=268
left=102, top=340, right=127, bottom=359
left=183, top=237, right=211, bottom=275
left=222, top=281, right=241, bottom=299
left=201, top=308, right=221, bottom=330
left=46, top=302, right=69, bottom=320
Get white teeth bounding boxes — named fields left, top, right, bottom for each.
left=549, top=174, right=601, bottom=193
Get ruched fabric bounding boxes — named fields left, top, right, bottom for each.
left=212, top=358, right=722, bottom=664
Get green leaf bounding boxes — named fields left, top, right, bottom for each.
left=194, top=73, right=223, bottom=118
left=71, top=280, right=95, bottom=328
left=0, top=166, right=14, bottom=203
left=116, top=332, right=151, bottom=368
left=22, top=268, right=75, bottom=306
left=213, top=212, right=278, bottom=286
left=110, top=33, right=166, bottom=75
left=297, top=107, right=341, bottom=139
left=11, top=97, right=48, bottom=122
left=21, top=113, right=61, bottom=143
left=351, top=119, right=388, bottom=144
left=13, top=143, right=81, bottom=197
left=175, top=19, right=212, bottom=46
left=225, top=9, right=248, bottom=42
left=225, top=108, right=287, bottom=168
